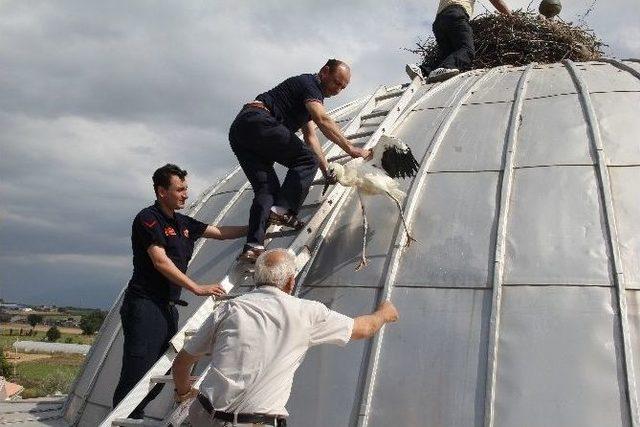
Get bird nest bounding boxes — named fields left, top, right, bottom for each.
left=407, top=10, right=606, bottom=69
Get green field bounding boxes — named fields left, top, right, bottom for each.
left=8, top=354, right=85, bottom=398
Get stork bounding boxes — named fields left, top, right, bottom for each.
left=327, top=134, right=420, bottom=270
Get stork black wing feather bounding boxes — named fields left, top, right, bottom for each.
left=381, top=146, right=419, bottom=179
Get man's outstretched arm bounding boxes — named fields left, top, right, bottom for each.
left=172, top=349, right=200, bottom=401
left=147, top=245, right=226, bottom=297
left=351, top=301, right=399, bottom=340
left=202, top=225, right=247, bottom=240
left=306, top=101, right=370, bottom=159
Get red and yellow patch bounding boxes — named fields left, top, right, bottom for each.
left=164, top=227, right=177, bottom=236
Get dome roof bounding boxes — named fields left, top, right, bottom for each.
left=60, top=60, right=640, bottom=427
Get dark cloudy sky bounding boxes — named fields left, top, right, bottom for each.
left=1, top=1, right=638, bottom=309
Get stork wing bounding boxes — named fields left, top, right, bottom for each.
left=380, top=144, right=420, bottom=179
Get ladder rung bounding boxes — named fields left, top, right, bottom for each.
left=265, top=229, right=299, bottom=239
left=375, top=89, right=404, bottom=101
left=327, top=153, right=350, bottom=162
left=347, top=130, right=374, bottom=140
left=149, top=374, right=199, bottom=384
left=112, top=418, right=160, bottom=426
left=300, top=201, right=323, bottom=210
left=361, top=110, right=389, bottom=120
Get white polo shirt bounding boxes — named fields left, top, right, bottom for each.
left=183, top=286, right=354, bottom=416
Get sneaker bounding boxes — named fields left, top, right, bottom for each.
left=427, top=67, right=460, bottom=83
left=405, top=63, right=425, bottom=81
left=238, top=246, right=265, bottom=263
left=268, top=210, right=305, bottom=230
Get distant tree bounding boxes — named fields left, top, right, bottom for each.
left=27, top=314, right=43, bottom=328
left=0, top=349, right=10, bottom=377
left=46, top=326, right=61, bottom=342
left=0, top=312, right=10, bottom=323
left=80, top=310, right=106, bottom=335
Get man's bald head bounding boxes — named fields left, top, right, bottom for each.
left=254, top=249, right=296, bottom=292
left=319, top=59, right=351, bottom=98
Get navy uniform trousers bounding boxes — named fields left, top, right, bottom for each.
left=112, top=294, right=178, bottom=418
left=229, top=107, right=319, bottom=246
left=431, top=5, right=475, bottom=71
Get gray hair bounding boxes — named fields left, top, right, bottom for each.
left=253, top=248, right=296, bottom=289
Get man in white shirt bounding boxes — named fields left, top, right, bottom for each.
left=172, top=248, right=399, bottom=426
left=406, top=0, right=511, bottom=82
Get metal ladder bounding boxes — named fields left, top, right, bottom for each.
left=101, top=77, right=422, bottom=427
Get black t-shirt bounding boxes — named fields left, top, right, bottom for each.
left=127, top=201, right=208, bottom=302
left=255, top=73, right=324, bottom=132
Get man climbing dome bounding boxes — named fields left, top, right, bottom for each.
left=406, top=0, right=511, bottom=83
left=229, top=59, right=370, bottom=263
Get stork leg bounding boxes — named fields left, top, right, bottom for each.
left=385, top=191, right=417, bottom=248
left=355, top=191, right=369, bottom=271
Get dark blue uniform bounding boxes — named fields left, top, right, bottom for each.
left=113, top=201, right=207, bottom=418
left=229, top=74, right=324, bottom=247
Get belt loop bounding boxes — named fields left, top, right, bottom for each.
left=233, top=411, right=238, bottom=426
left=274, top=418, right=278, bottom=427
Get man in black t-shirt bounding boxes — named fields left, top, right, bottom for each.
left=112, top=163, right=246, bottom=420
left=229, top=59, right=370, bottom=262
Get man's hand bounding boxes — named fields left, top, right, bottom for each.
left=194, top=284, right=227, bottom=297
left=378, top=301, right=399, bottom=323
left=348, top=146, right=371, bottom=159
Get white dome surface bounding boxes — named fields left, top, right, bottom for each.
left=54, top=60, right=640, bottom=427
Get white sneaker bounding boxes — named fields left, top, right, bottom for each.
left=428, top=67, right=460, bottom=82
left=405, top=63, right=425, bottom=81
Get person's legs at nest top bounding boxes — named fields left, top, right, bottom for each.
left=429, top=5, right=474, bottom=82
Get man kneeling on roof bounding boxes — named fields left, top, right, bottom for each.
left=172, top=248, right=399, bottom=426
left=229, top=59, right=371, bottom=263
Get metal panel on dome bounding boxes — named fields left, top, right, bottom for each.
left=526, top=64, right=576, bottom=98
left=504, top=166, right=612, bottom=285
left=191, top=190, right=238, bottom=224
left=494, top=287, right=629, bottom=427
left=395, top=172, right=499, bottom=288
left=575, top=62, right=640, bottom=93
left=367, top=287, right=490, bottom=427
left=516, top=94, right=595, bottom=167
left=466, top=67, right=524, bottom=104
left=303, top=191, right=397, bottom=287
left=288, top=286, right=379, bottom=427
left=430, top=102, right=511, bottom=171
left=592, top=92, right=640, bottom=166
left=609, top=167, right=640, bottom=289
left=188, top=189, right=252, bottom=283
left=394, top=107, right=450, bottom=158
left=627, top=290, right=640, bottom=394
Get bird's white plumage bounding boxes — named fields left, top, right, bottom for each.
left=326, top=134, right=417, bottom=270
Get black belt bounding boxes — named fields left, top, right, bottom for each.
left=197, top=394, right=287, bottom=426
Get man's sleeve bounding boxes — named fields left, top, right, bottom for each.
left=301, top=77, right=323, bottom=105
left=186, top=216, right=208, bottom=241
left=308, top=301, right=354, bottom=347
left=182, top=310, right=220, bottom=356
left=133, top=213, right=166, bottom=249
